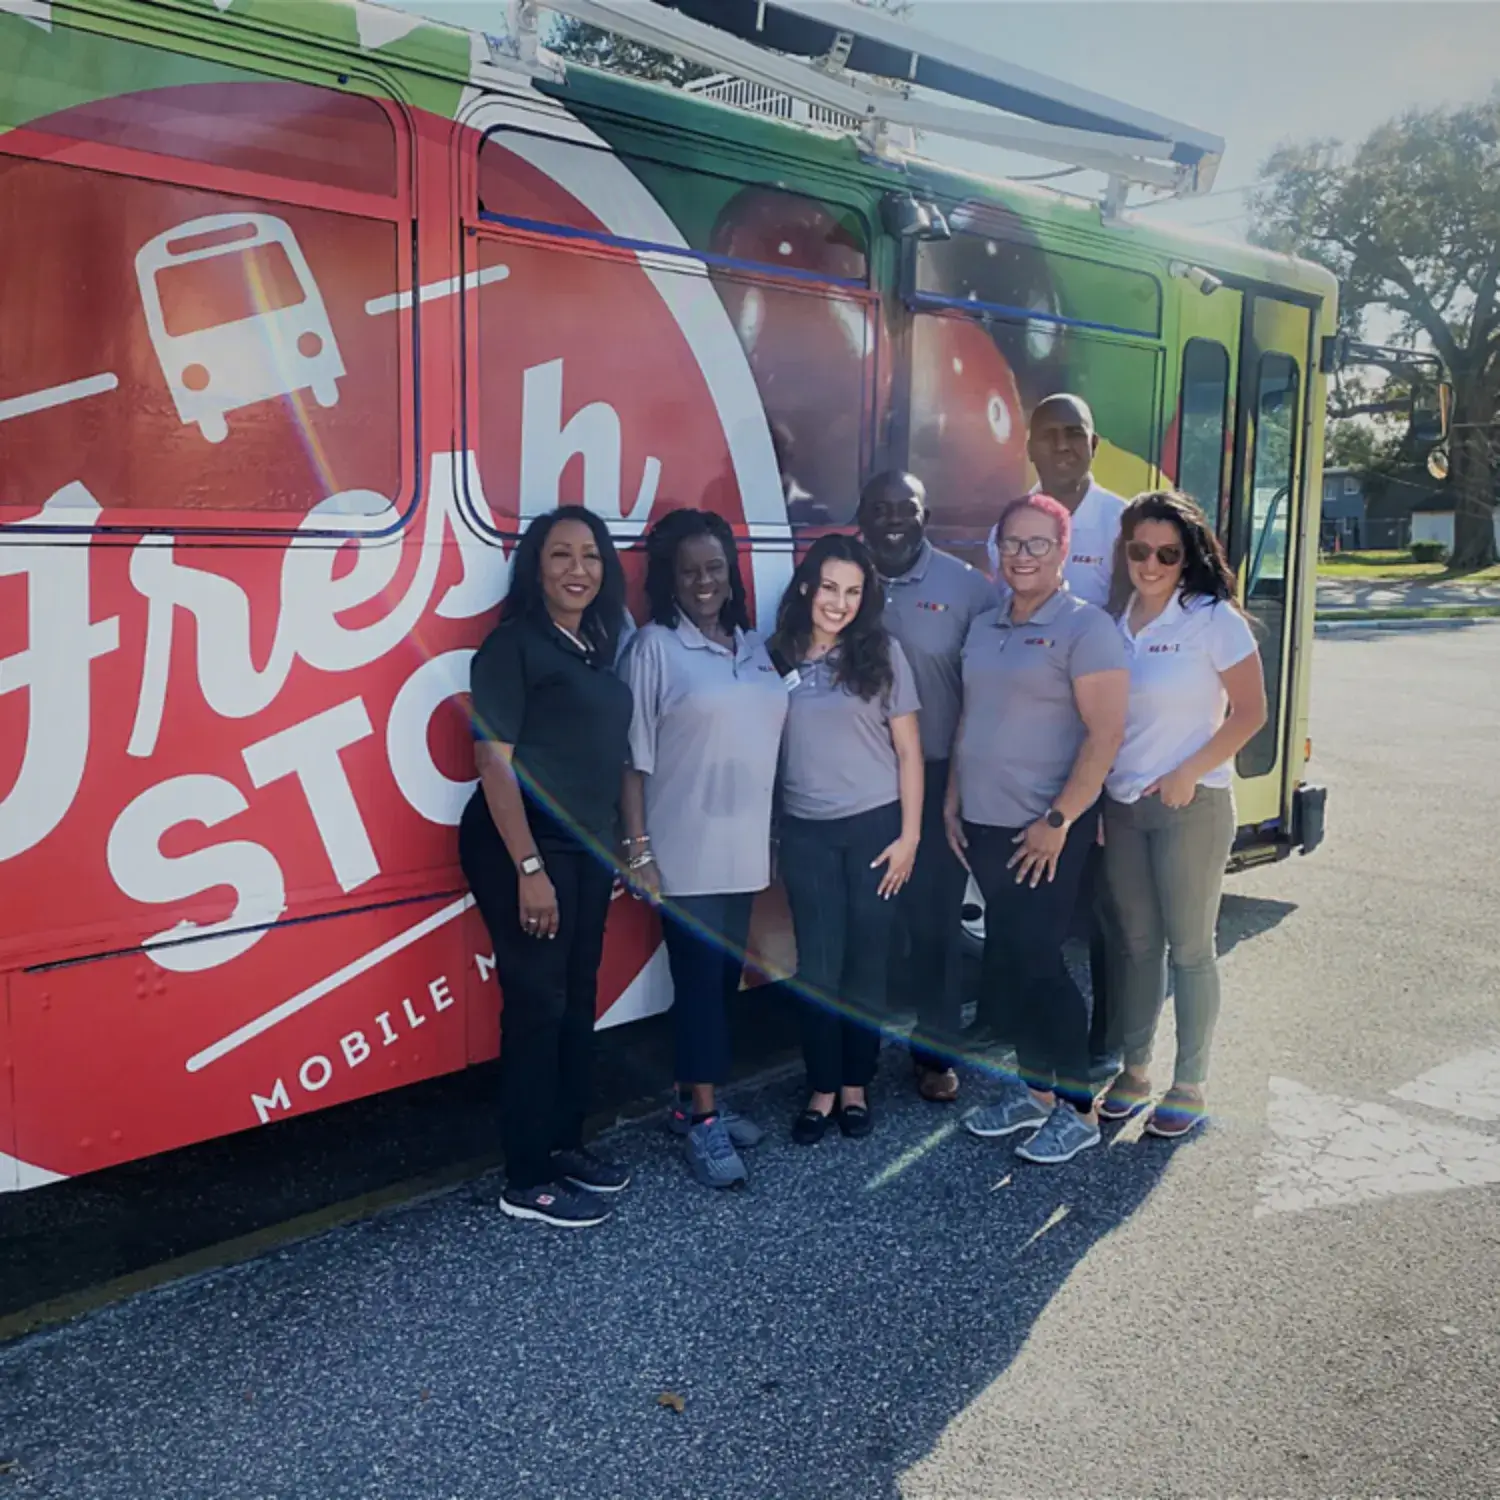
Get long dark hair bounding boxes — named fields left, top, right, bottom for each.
left=1108, top=489, right=1240, bottom=616
left=771, top=533, right=893, bottom=701
left=501, top=506, right=627, bottom=659
left=643, top=508, right=751, bottom=633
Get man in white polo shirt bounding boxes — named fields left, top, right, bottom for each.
left=985, top=392, right=1126, bottom=1078
left=986, top=393, right=1126, bottom=607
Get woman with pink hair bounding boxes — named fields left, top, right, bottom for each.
left=945, top=494, right=1129, bottom=1166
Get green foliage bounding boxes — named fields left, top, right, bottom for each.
left=1251, top=93, right=1500, bottom=567
left=1411, top=539, right=1450, bottom=563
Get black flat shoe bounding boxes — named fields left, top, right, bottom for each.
left=792, top=1107, right=834, bottom=1146
left=836, top=1103, right=873, bottom=1139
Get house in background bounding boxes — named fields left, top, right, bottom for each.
left=1320, top=467, right=1372, bottom=549
left=1409, top=493, right=1500, bottom=556
left=1320, top=465, right=1454, bottom=551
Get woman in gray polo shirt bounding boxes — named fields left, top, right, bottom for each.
left=771, top=534, right=923, bottom=1145
left=947, top=494, right=1128, bottom=1166
left=620, top=509, right=788, bottom=1189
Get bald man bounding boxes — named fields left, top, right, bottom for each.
left=985, top=394, right=1126, bottom=610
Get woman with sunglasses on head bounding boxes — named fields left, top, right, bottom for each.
left=619, top=509, right=788, bottom=1189
left=949, top=494, right=1128, bottom=1165
left=1096, top=490, right=1267, bottom=1138
left=460, top=506, right=634, bottom=1229
left=771, top=534, right=923, bottom=1145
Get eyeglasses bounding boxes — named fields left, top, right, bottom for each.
left=998, top=536, right=1059, bottom=559
left=1125, top=540, right=1184, bottom=567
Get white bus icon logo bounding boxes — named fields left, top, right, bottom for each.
left=135, top=212, right=344, bottom=445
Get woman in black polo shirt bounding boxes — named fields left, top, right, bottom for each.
left=460, top=506, right=634, bottom=1229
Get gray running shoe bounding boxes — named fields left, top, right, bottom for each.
left=963, top=1082, right=1050, bottom=1139
left=685, top=1116, right=749, bottom=1189
left=499, top=1182, right=612, bottom=1228
left=1014, top=1102, right=1102, bottom=1165
left=668, top=1101, right=765, bottom=1149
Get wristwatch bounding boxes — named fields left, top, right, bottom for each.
left=518, top=854, right=545, bottom=877
left=1044, top=807, right=1069, bottom=831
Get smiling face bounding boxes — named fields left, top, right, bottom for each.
left=999, top=504, right=1066, bottom=600
left=674, top=531, right=731, bottom=632
left=1125, top=517, right=1187, bottom=606
left=540, top=517, right=604, bottom=622
left=808, top=557, right=866, bottom=643
left=858, top=475, right=927, bottom=578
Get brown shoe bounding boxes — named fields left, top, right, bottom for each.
left=916, top=1065, right=961, bottom=1103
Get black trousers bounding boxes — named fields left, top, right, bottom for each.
left=965, top=816, right=1096, bottom=1114
left=459, top=793, right=615, bottom=1192
left=780, top=802, right=901, bottom=1094
left=1081, top=842, right=1117, bottom=1063
left=892, top=758, right=966, bottom=1070
left=660, top=890, right=755, bottom=1087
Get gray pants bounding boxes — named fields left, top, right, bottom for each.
left=1101, top=787, right=1234, bottom=1087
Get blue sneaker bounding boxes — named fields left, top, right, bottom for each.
left=668, top=1100, right=764, bottom=1150
left=964, top=1081, right=1050, bottom=1139
left=499, top=1182, right=611, bottom=1228
left=685, top=1115, right=749, bottom=1189
left=1014, top=1102, right=1101, bottom=1165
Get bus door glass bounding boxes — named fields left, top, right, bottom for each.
left=1227, top=295, right=1313, bottom=814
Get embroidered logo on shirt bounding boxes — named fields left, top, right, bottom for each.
left=1022, top=636, right=1056, bottom=648
left=915, top=600, right=950, bottom=612
left=1146, top=643, right=1183, bottom=654
left=1071, top=554, right=1105, bottom=566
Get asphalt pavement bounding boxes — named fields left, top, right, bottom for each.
left=3, top=623, right=1499, bottom=1500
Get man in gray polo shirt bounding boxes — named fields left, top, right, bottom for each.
left=859, top=470, right=994, bottom=1102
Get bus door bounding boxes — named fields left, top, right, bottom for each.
left=1225, top=293, right=1314, bottom=832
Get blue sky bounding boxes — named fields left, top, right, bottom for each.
left=901, top=2, right=1500, bottom=242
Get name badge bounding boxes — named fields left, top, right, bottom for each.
left=782, top=669, right=803, bottom=692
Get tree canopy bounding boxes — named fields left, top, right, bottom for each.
left=1251, top=93, right=1500, bottom=567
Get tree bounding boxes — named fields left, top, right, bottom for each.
left=1251, top=94, right=1500, bottom=569
left=550, top=0, right=911, bottom=89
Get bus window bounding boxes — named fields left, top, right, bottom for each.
left=1238, top=351, right=1300, bottom=778
left=1176, top=338, right=1231, bottom=530
left=473, top=134, right=876, bottom=532
left=3, top=26, right=398, bottom=197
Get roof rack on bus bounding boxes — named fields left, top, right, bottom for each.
left=527, top=0, right=1224, bottom=202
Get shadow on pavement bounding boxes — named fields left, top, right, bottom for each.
left=0, top=1054, right=1187, bottom=1500
left=1218, top=892, right=1297, bottom=960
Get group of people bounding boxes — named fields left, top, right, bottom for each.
left=461, top=394, right=1268, bottom=1229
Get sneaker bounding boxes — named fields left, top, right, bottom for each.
left=1145, top=1086, right=1207, bottom=1139
left=499, top=1182, right=612, bottom=1228
left=552, top=1146, right=632, bottom=1195
left=685, top=1116, right=749, bottom=1189
left=667, top=1101, right=765, bottom=1150
left=1098, top=1073, right=1151, bottom=1122
left=1014, top=1102, right=1102, bottom=1165
left=963, top=1081, right=1050, bottom=1139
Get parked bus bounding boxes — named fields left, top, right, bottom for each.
left=0, top=0, right=1333, bottom=1191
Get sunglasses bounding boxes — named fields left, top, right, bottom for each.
left=998, top=535, right=1060, bottom=558
left=1125, top=540, right=1184, bottom=567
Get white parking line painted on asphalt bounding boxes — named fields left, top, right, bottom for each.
left=0, top=372, right=118, bottom=423
left=1256, top=1076, right=1500, bottom=1218
left=1391, top=1047, right=1500, bottom=1123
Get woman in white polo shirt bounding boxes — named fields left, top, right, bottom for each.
left=771, top=534, right=923, bottom=1146
left=620, top=509, right=788, bottom=1189
left=1098, top=490, right=1267, bottom=1138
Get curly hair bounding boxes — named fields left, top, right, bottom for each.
left=500, top=506, right=627, bottom=659
left=1108, top=489, right=1240, bottom=616
left=642, top=508, right=751, bottom=633
left=771, top=533, right=893, bottom=702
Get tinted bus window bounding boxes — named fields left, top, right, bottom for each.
left=1177, top=338, right=1230, bottom=530
left=1238, top=351, right=1300, bottom=778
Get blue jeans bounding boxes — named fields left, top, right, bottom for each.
left=660, top=891, right=755, bottom=1086
left=780, top=802, right=901, bottom=1094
